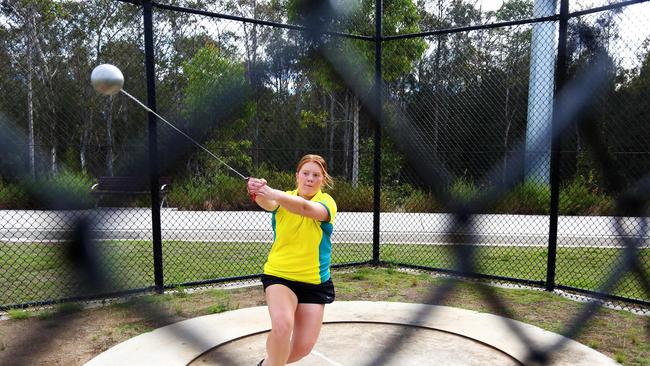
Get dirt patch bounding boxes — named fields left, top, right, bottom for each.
left=1, top=268, right=648, bottom=366
left=0, top=286, right=266, bottom=365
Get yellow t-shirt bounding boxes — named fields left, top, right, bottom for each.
left=263, top=189, right=337, bottom=284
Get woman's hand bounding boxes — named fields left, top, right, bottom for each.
left=246, top=177, right=327, bottom=221
left=254, top=183, right=279, bottom=200
left=247, top=177, right=280, bottom=211
left=247, top=177, right=267, bottom=194
left=248, top=177, right=281, bottom=200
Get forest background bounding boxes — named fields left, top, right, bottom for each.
left=1, top=0, right=649, bottom=214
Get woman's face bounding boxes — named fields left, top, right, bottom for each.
left=296, top=161, right=324, bottom=199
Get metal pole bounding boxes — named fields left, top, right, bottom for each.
left=372, top=0, right=382, bottom=265
left=143, top=0, right=164, bottom=294
left=546, top=0, right=569, bottom=292
left=525, top=0, right=558, bottom=184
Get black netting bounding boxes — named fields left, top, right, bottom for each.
left=1, top=0, right=648, bottom=363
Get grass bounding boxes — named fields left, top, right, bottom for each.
left=7, top=309, right=29, bottom=320
left=333, top=268, right=650, bottom=365
left=1, top=241, right=648, bottom=307
left=380, top=244, right=650, bottom=299
left=0, top=267, right=648, bottom=365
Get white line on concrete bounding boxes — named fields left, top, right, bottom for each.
left=310, top=349, right=345, bottom=366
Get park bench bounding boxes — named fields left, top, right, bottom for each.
left=91, top=176, right=171, bottom=208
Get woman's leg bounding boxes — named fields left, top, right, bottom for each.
left=286, top=303, right=325, bottom=363
left=263, top=284, right=298, bottom=366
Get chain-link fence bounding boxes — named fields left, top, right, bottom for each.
left=1, top=0, right=648, bottom=329
left=378, top=0, right=650, bottom=313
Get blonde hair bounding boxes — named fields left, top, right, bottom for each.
left=296, top=154, right=334, bottom=189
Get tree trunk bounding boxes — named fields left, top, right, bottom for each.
left=351, top=94, right=360, bottom=188
left=31, top=36, right=58, bottom=176
left=49, top=96, right=57, bottom=176
left=502, top=86, right=512, bottom=184
left=432, top=34, right=443, bottom=155
left=79, top=101, right=93, bottom=174
left=431, top=0, right=445, bottom=156
left=294, top=80, right=303, bottom=163
left=253, top=113, right=260, bottom=167
left=28, top=16, right=57, bottom=177
left=343, top=91, right=350, bottom=179
left=26, top=11, right=36, bottom=179
left=575, top=124, right=581, bottom=173
left=249, top=2, right=260, bottom=167
left=50, top=145, right=57, bottom=175
left=328, top=92, right=335, bottom=171
left=170, top=10, right=183, bottom=123
left=105, top=97, right=114, bottom=176
left=252, top=23, right=260, bottom=168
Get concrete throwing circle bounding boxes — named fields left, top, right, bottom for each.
left=191, top=322, right=520, bottom=365
left=85, top=301, right=617, bottom=366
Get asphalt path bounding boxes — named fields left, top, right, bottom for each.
left=0, top=209, right=648, bottom=247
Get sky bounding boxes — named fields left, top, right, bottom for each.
left=473, top=0, right=650, bottom=70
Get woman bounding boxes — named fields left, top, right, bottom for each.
left=247, top=154, right=337, bottom=366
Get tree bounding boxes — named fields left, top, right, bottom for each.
left=288, top=0, right=426, bottom=186
left=1, top=0, right=143, bottom=178
left=563, top=12, right=619, bottom=188
left=405, top=0, right=485, bottom=181
left=601, top=38, right=650, bottom=190
left=62, top=0, right=142, bottom=175
left=489, top=0, right=533, bottom=182
left=178, top=44, right=253, bottom=177
left=2, top=0, right=61, bottom=177
left=222, top=0, right=279, bottom=167
left=86, top=1, right=130, bottom=175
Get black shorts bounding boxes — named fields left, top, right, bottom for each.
left=261, top=274, right=335, bottom=304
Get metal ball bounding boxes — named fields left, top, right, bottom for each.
left=90, top=64, right=124, bottom=96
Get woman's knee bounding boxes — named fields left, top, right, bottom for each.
left=270, top=315, right=294, bottom=339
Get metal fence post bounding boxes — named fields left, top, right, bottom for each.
left=372, top=0, right=382, bottom=265
left=546, top=0, right=570, bottom=292
left=143, top=0, right=164, bottom=294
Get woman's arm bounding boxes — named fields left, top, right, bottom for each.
left=264, top=188, right=329, bottom=221
left=248, top=178, right=330, bottom=221
left=253, top=194, right=280, bottom=212
left=247, top=178, right=278, bottom=212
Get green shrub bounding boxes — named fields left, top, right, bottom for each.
left=163, top=169, right=613, bottom=215
left=36, top=310, right=54, bottom=320
left=330, top=181, right=388, bottom=212
left=559, top=175, right=614, bottom=215
left=359, top=137, right=405, bottom=187
left=389, top=179, right=485, bottom=213
left=492, top=176, right=613, bottom=215
left=403, top=189, right=441, bottom=212
left=168, top=173, right=252, bottom=211
left=24, top=170, right=94, bottom=210
left=0, top=181, right=27, bottom=209
left=384, top=183, right=416, bottom=208
left=167, top=175, right=210, bottom=210
left=208, top=303, right=230, bottom=314
left=210, top=174, right=252, bottom=210
left=449, top=178, right=479, bottom=202
left=496, top=181, right=551, bottom=215
left=252, top=164, right=296, bottom=191
left=7, top=309, right=30, bottom=320
left=173, top=285, right=188, bottom=297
